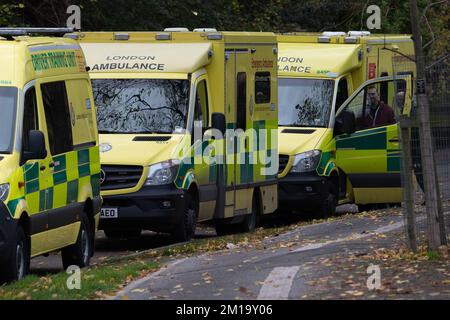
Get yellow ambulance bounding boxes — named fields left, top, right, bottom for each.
left=69, top=29, right=278, bottom=240
left=277, top=31, right=415, bottom=217
left=0, top=28, right=101, bottom=282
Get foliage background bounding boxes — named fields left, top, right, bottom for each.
left=1, top=0, right=448, bottom=59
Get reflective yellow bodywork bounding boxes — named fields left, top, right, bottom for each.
left=0, top=35, right=100, bottom=260
left=277, top=33, right=415, bottom=206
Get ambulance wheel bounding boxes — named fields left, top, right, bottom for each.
left=316, top=181, right=338, bottom=219
left=62, top=213, right=91, bottom=270
left=239, top=196, right=259, bottom=233
left=0, top=226, right=30, bottom=283
left=172, top=192, right=197, bottom=242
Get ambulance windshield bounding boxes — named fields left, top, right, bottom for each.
left=93, top=79, right=189, bottom=134
left=0, top=87, right=17, bottom=154
left=278, top=78, right=334, bottom=128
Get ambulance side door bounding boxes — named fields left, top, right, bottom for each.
left=334, top=76, right=411, bottom=204
left=21, top=83, right=52, bottom=257
left=37, top=79, right=77, bottom=251
left=191, top=75, right=216, bottom=221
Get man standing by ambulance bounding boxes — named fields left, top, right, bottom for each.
left=361, top=86, right=396, bottom=129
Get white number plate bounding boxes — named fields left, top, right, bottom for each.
left=100, top=207, right=118, bottom=219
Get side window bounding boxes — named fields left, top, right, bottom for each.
left=335, top=78, right=348, bottom=111
left=194, top=79, right=209, bottom=130
left=41, top=81, right=73, bottom=155
left=339, top=80, right=401, bottom=131
left=255, top=72, right=271, bottom=104
left=22, top=87, right=38, bottom=153
left=236, top=72, right=247, bottom=130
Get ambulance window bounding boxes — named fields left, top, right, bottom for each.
left=194, top=80, right=209, bottom=130
left=41, top=81, right=73, bottom=155
left=380, top=72, right=389, bottom=103
left=336, top=78, right=348, bottom=110
left=236, top=72, right=247, bottom=130
left=22, top=87, right=38, bottom=152
left=255, top=72, right=271, bottom=104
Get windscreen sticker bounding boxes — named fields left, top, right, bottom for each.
left=31, top=51, right=78, bottom=71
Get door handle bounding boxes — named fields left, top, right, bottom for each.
left=389, top=138, right=399, bottom=143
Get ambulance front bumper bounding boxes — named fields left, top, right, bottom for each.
left=0, top=201, right=16, bottom=262
left=99, top=185, right=186, bottom=233
left=278, top=172, right=328, bottom=208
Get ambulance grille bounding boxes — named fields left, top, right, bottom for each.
left=278, top=155, right=290, bottom=174
left=100, top=165, right=143, bottom=190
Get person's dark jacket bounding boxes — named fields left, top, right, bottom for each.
left=359, top=102, right=396, bottom=129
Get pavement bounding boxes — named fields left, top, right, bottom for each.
left=112, top=208, right=450, bottom=300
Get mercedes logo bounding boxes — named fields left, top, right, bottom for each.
left=100, top=169, right=106, bottom=184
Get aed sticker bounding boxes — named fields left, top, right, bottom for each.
left=86, top=98, right=91, bottom=110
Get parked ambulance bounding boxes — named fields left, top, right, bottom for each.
left=277, top=31, right=415, bottom=217
left=0, top=28, right=101, bottom=282
left=68, top=29, right=278, bottom=240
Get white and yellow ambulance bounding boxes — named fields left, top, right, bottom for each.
left=0, top=28, right=101, bottom=282
left=69, top=29, right=278, bottom=240
left=277, top=31, right=415, bottom=217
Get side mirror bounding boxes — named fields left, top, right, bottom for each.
left=211, top=112, right=226, bottom=136
left=23, top=130, right=47, bottom=162
left=335, top=111, right=356, bottom=135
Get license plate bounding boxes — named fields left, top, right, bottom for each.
left=100, top=207, right=118, bottom=219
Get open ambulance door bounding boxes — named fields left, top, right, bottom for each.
left=333, top=75, right=412, bottom=205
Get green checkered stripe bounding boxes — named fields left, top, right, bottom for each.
left=335, top=126, right=401, bottom=173
left=6, top=146, right=100, bottom=217
left=173, top=119, right=277, bottom=189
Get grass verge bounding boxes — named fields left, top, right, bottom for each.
left=0, top=210, right=393, bottom=299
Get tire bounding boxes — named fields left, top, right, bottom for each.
left=61, top=213, right=92, bottom=270
left=172, top=192, right=197, bottom=242
left=0, top=226, right=30, bottom=283
left=315, top=181, right=338, bottom=219
left=239, top=196, right=259, bottom=233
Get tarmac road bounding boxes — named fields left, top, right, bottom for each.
left=30, top=205, right=359, bottom=275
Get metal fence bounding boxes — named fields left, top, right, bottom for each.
left=394, top=55, right=450, bottom=250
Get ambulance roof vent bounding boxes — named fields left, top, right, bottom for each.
left=193, top=28, right=218, bottom=33
left=344, top=36, right=358, bottom=44
left=114, top=33, right=129, bottom=40
left=318, top=36, right=331, bottom=43
left=164, top=28, right=190, bottom=32
left=322, top=31, right=346, bottom=37
left=207, top=33, right=223, bottom=40
left=156, top=33, right=171, bottom=40
left=64, top=33, right=79, bottom=40
left=348, top=31, right=371, bottom=37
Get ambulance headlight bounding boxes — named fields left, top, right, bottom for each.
left=145, top=160, right=180, bottom=186
left=291, top=150, right=322, bottom=173
left=0, top=183, right=10, bottom=202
